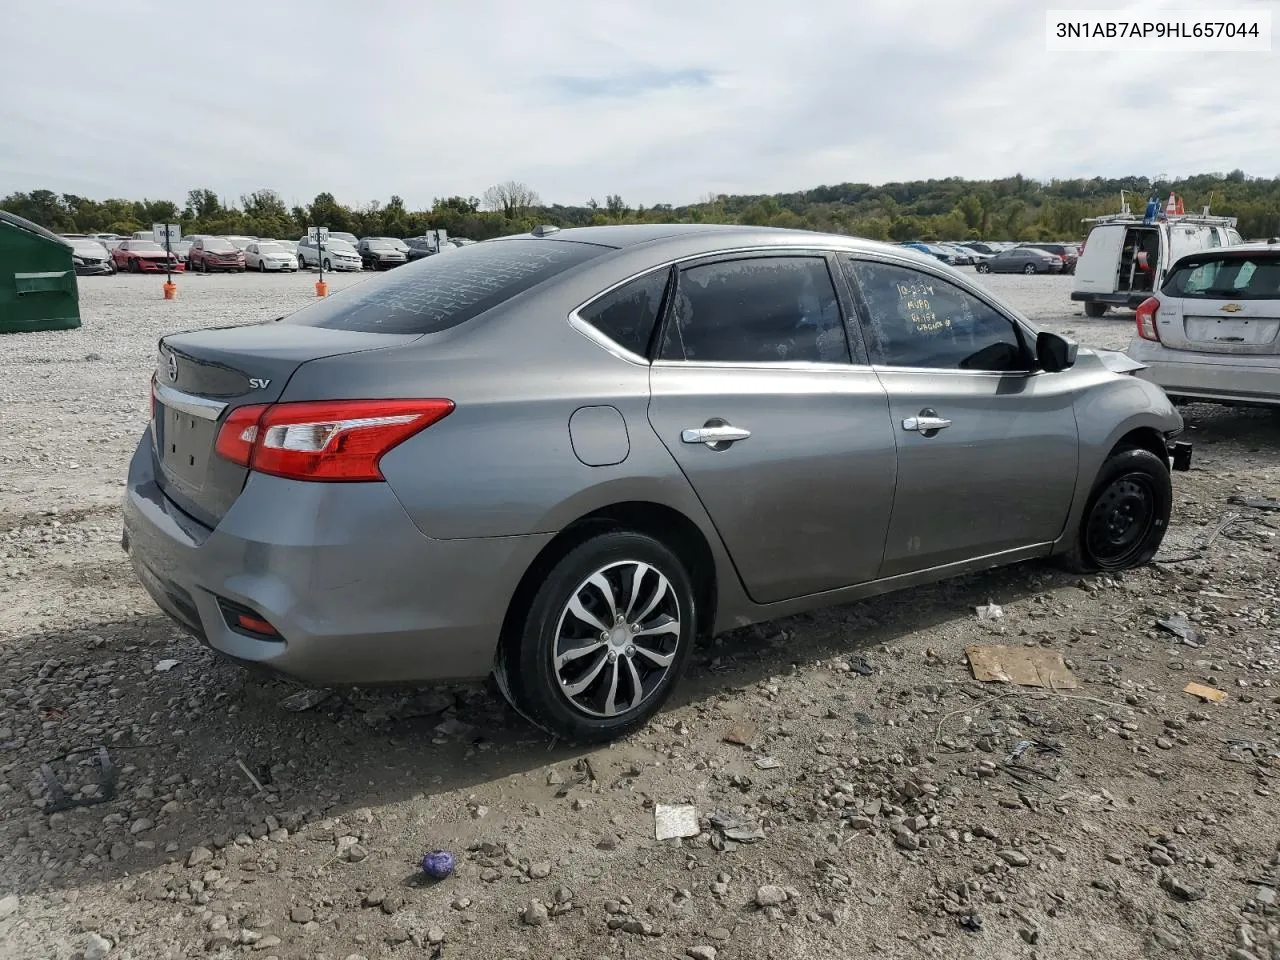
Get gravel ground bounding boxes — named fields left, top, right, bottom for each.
left=1, top=268, right=1277, bottom=960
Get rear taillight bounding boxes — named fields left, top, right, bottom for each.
left=214, top=399, right=454, bottom=481
left=1136, top=297, right=1161, bottom=341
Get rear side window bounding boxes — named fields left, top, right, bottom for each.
left=281, top=239, right=606, bottom=334
left=1163, top=255, right=1280, bottom=300
left=658, top=256, right=848, bottom=364
left=578, top=269, right=669, bottom=357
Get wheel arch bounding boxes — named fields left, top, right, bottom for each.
left=498, top=500, right=719, bottom=662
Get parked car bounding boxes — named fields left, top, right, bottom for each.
left=1126, top=244, right=1280, bottom=407
left=357, top=237, right=408, bottom=270
left=170, top=240, right=193, bottom=265
left=935, top=243, right=975, bottom=266
left=91, top=233, right=126, bottom=251
left=976, top=246, right=1064, bottom=274
left=64, top=236, right=115, bottom=275
left=406, top=231, right=453, bottom=261
left=111, top=239, right=185, bottom=273
left=1072, top=213, right=1243, bottom=317
left=1025, top=242, right=1081, bottom=274
left=957, top=241, right=1000, bottom=257
left=189, top=236, right=246, bottom=273
left=124, top=224, right=1189, bottom=742
left=222, top=235, right=256, bottom=252
left=328, top=231, right=360, bottom=248
left=244, top=241, right=299, bottom=272
left=899, top=241, right=958, bottom=265
left=297, top=236, right=362, bottom=271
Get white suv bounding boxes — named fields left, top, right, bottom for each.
left=297, top=236, right=363, bottom=272
left=1125, top=244, right=1280, bottom=408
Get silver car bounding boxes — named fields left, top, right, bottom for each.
left=123, top=225, right=1189, bottom=742
left=1126, top=244, right=1280, bottom=407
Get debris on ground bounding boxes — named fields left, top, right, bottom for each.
left=152, top=658, right=179, bottom=672
left=975, top=602, right=1004, bottom=621
left=965, top=644, right=1079, bottom=688
left=1227, top=494, right=1280, bottom=512
left=1183, top=681, right=1226, bottom=703
left=421, top=850, right=456, bottom=879
left=722, top=721, right=756, bottom=746
left=654, top=804, right=700, bottom=841
left=279, top=687, right=332, bottom=712
left=1157, top=613, right=1202, bottom=647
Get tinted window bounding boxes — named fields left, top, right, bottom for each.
left=847, top=260, right=1027, bottom=371
left=579, top=270, right=668, bottom=356
left=1163, top=254, right=1280, bottom=300
left=658, top=257, right=848, bottom=364
left=282, top=239, right=606, bottom=334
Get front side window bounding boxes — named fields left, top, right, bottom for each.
left=578, top=269, right=669, bottom=357
left=846, top=259, right=1027, bottom=371
left=1163, top=255, right=1280, bottom=299
left=658, top=256, right=848, bottom=364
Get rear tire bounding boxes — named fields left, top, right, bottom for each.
left=1084, top=301, right=1108, bottom=318
left=1023, top=263, right=1037, bottom=275
left=497, top=531, right=697, bottom=743
left=1059, top=447, right=1171, bottom=573
left=976, top=262, right=990, bottom=274
left=258, top=260, right=267, bottom=273
left=323, top=258, right=332, bottom=271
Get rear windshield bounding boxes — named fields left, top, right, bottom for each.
left=1163, top=254, right=1280, bottom=300
left=281, top=238, right=607, bottom=334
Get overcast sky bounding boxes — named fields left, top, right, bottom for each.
left=1, top=0, right=1276, bottom=209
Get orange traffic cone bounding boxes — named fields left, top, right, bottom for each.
left=1165, top=193, right=1178, bottom=217
left=1175, top=195, right=1185, bottom=216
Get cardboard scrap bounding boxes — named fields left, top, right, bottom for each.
left=1182, top=681, right=1226, bottom=703
left=965, top=645, right=1079, bottom=689
left=654, top=804, right=700, bottom=841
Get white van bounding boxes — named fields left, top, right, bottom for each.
left=1071, top=213, right=1243, bottom=317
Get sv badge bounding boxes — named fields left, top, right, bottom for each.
left=248, top=378, right=272, bottom=389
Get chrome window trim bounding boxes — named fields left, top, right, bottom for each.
left=152, top=382, right=228, bottom=421
left=568, top=245, right=868, bottom=368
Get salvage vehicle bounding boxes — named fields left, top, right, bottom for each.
left=188, top=237, right=245, bottom=273
left=1072, top=210, right=1243, bottom=317
left=1126, top=244, right=1280, bottom=407
left=124, top=224, right=1190, bottom=742
left=110, top=239, right=184, bottom=273
left=244, top=241, right=299, bottom=272
left=65, top=236, right=115, bottom=275
left=975, top=246, right=1064, bottom=275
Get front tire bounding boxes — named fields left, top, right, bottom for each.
left=258, top=260, right=267, bottom=273
left=1060, top=447, right=1171, bottom=573
left=1023, top=263, right=1037, bottom=275
left=976, top=262, right=990, bottom=274
left=1084, top=301, right=1108, bottom=318
left=323, top=258, right=332, bottom=271
left=497, top=531, right=697, bottom=743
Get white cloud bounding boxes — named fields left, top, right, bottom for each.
left=0, top=0, right=1275, bottom=209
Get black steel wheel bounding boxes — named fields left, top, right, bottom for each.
left=1061, top=447, right=1171, bottom=572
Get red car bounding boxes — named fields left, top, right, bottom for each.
left=111, top=240, right=185, bottom=273
left=189, top=237, right=246, bottom=273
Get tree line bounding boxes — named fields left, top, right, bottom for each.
left=4, top=171, right=1279, bottom=244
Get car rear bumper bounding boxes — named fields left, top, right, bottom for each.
left=1126, top=338, right=1280, bottom=407
left=1071, top=291, right=1146, bottom=307
left=121, top=430, right=553, bottom=684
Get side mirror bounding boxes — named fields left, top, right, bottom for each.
left=1036, top=331, right=1078, bottom=372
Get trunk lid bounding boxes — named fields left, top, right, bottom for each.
left=152, top=323, right=419, bottom=527
left=1156, top=251, right=1280, bottom=355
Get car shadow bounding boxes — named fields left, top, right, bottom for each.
left=4, top=556, right=1077, bottom=895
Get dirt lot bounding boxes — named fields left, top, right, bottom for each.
left=1, top=269, right=1277, bottom=960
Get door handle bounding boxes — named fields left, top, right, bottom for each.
left=902, top=415, right=952, bottom=432
left=681, top=425, right=752, bottom=446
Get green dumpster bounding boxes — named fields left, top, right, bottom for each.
left=0, top=209, right=81, bottom=333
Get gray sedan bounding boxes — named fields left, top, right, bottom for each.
left=976, top=246, right=1065, bottom=274
left=124, top=225, right=1189, bottom=742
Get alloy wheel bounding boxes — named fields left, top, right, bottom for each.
left=552, top=560, right=681, bottom=718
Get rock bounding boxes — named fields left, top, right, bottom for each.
left=129, top=818, right=153, bottom=834
left=529, top=860, right=552, bottom=879
left=187, top=846, right=213, bottom=867
left=362, top=890, right=385, bottom=908
left=707, top=927, right=732, bottom=942
left=687, top=947, right=718, bottom=960
left=82, top=932, right=113, bottom=960
left=1149, top=849, right=1174, bottom=867
left=998, top=850, right=1030, bottom=867
left=427, top=925, right=446, bottom=945
left=252, top=936, right=281, bottom=951
left=893, top=828, right=920, bottom=851
left=289, top=905, right=313, bottom=923
left=344, top=843, right=368, bottom=863
left=1152, top=927, right=1182, bottom=949
left=755, top=885, right=787, bottom=907
left=1019, top=927, right=1041, bottom=945
left=1229, top=951, right=1263, bottom=960
left=0, top=895, right=16, bottom=920
left=480, top=868, right=501, bottom=882
left=521, top=899, right=549, bottom=926
left=380, top=895, right=404, bottom=916
left=1155, top=738, right=1174, bottom=750
left=1159, top=873, right=1207, bottom=902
